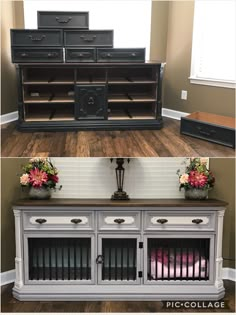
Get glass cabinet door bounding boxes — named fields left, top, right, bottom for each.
left=24, top=234, right=95, bottom=284
left=98, top=235, right=141, bottom=284
left=144, top=235, right=214, bottom=283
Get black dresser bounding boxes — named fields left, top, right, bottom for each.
left=11, top=11, right=164, bottom=131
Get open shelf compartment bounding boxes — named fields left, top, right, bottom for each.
left=22, top=68, right=75, bottom=85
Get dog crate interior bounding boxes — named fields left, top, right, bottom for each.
left=22, top=68, right=75, bottom=84
left=24, top=103, right=75, bottom=121
left=147, top=238, right=210, bottom=281
left=28, top=238, right=91, bottom=281
left=76, top=68, right=106, bottom=84
left=107, top=84, right=156, bottom=103
left=108, top=102, right=156, bottom=120
left=107, top=67, right=157, bottom=83
left=102, top=238, right=137, bottom=281
left=23, top=84, right=75, bottom=103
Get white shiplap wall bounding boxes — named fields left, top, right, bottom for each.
left=51, top=158, right=188, bottom=199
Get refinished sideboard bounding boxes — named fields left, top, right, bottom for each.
left=12, top=198, right=227, bottom=301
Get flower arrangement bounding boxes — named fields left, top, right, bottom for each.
left=20, top=158, right=61, bottom=190
left=177, top=158, right=215, bottom=191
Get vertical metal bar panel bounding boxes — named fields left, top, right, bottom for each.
left=199, top=239, right=202, bottom=280
left=109, top=242, right=112, bottom=280
left=49, top=241, right=52, bottom=280
left=186, top=244, right=189, bottom=280
left=62, top=241, right=64, bottom=280
left=86, top=239, right=90, bottom=280
left=167, top=243, right=170, bottom=280
left=80, top=241, right=83, bottom=280
left=193, top=245, right=195, bottom=279
left=174, top=244, right=176, bottom=280
left=155, top=244, right=158, bottom=280
left=55, top=239, right=58, bottom=280
left=180, top=240, right=183, bottom=279
left=42, top=240, right=45, bottom=280
left=205, top=240, right=208, bottom=279
left=121, top=240, right=124, bottom=281
left=133, top=244, right=136, bottom=281
left=161, top=246, right=164, bottom=280
left=115, top=243, right=118, bottom=281
left=74, top=239, right=76, bottom=280
left=127, top=241, right=130, bottom=281
left=36, top=239, right=40, bottom=280
left=68, top=239, right=70, bottom=280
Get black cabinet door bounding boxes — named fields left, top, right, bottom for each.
left=75, top=85, right=107, bottom=120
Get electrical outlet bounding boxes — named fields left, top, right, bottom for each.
left=181, top=90, right=188, bottom=100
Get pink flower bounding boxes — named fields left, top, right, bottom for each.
left=179, top=173, right=189, bottom=184
left=188, top=171, right=208, bottom=188
left=29, top=168, right=48, bottom=188
left=20, top=173, right=29, bottom=185
left=49, top=175, right=59, bottom=183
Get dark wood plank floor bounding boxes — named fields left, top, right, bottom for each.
left=1, top=118, right=235, bottom=157
left=1, top=281, right=235, bottom=313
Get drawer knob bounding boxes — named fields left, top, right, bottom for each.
left=35, top=218, right=47, bottom=224
left=80, top=35, right=96, bottom=42
left=21, top=53, right=28, bottom=57
left=192, top=219, right=203, bottom=224
left=56, top=16, right=72, bottom=23
left=96, top=255, right=104, bottom=264
left=156, top=218, right=168, bottom=224
left=28, top=35, right=46, bottom=41
left=114, top=218, right=125, bottom=224
left=131, top=53, right=136, bottom=57
left=71, top=218, right=82, bottom=224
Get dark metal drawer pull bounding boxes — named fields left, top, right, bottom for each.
left=20, top=53, right=28, bottom=57
left=80, top=35, right=96, bottom=42
left=71, top=218, right=82, bottom=224
left=96, top=255, right=104, bottom=264
left=156, top=218, right=168, bottom=224
left=56, top=16, right=72, bottom=23
left=70, top=52, right=91, bottom=58
left=28, top=35, right=46, bottom=41
left=131, top=53, right=136, bottom=57
left=192, top=219, right=203, bottom=224
left=47, top=53, right=58, bottom=58
left=35, top=218, right=47, bottom=224
left=114, top=218, right=125, bottom=224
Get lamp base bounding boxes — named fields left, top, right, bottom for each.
left=111, top=191, right=130, bottom=200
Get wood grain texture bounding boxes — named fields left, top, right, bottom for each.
left=1, top=118, right=235, bottom=157
left=13, top=198, right=228, bottom=208
left=1, top=281, right=235, bottom=312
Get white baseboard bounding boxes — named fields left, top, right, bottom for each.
left=0, top=111, right=18, bottom=125
left=1, top=268, right=235, bottom=286
left=0, top=108, right=188, bottom=125
left=222, top=267, right=236, bottom=282
left=162, top=108, right=189, bottom=120
left=0, top=269, right=16, bottom=286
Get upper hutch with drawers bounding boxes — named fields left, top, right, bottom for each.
left=12, top=198, right=227, bottom=301
left=11, top=11, right=164, bottom=131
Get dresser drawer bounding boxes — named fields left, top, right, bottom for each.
left=11, top=29, right=63, bottom=47
left=64, top=30, right=113, bottom=47
left=97, top=48, right=145, bottom=63
left=23, top=211, right=94, bottom=231
left=65, top=48, right=96, bottom=62
left=144, top=212, right=215, bottom=231
left=12, top=48, right=63, bottom=63
left=38, top=11, right=89, bottom=29
left=98, top=211, right=141, bottom=231
left=180, top=117, right=235, bottom=148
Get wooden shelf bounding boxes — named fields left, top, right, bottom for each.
left=24, top=96, right=74, bottom=103
left=108, top=77, right=157, bottom=84
left=108, top=109, right=155, bottom=120
left=23, top=80, right=74, bottom=85
left=108, top=94, right=156, bottom=103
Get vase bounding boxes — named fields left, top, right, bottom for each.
left=184, top=188, right=208, bottom=200
left=29, top=187, right=51, bottom=200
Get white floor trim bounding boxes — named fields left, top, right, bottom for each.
left=0, top=269, right=16, bottom=286
left=1, top=268, right=235, bottom=286
left=0, top=111, right=18, bottom=125
left=222, top=267, right=236, bottom=282
left=162, top=108, right=189, bottom=120
left=1, top=108, right=188, bottom=126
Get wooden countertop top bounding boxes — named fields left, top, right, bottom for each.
left=13, top=198, right=228, bottom=208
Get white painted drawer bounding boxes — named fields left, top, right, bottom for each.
left=144, top=212, right=215, bottom=231
left=23, top=211, right=94, bottom=231
left=98, top=211, right=141, bottom=231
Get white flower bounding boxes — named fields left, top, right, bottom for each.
left=20, top=173, right=29, bottom=185
left=179, top=173, right=189, bottom=184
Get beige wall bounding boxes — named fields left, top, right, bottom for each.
left=209, top=158, right=235, bottom=269
left=151, top=1, right=235, bottom=117
left=1, top=1, right=24, bottom=115
left=1, top=158, right=235, bottom=272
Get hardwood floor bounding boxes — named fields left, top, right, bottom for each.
left=1, top=118, right=235, bottom=157
left=1, top=281, right=235, bottom=313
